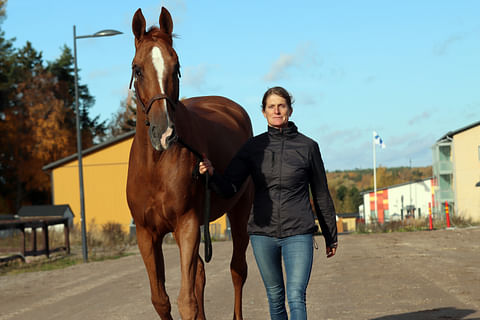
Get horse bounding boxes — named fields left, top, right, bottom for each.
left=126, top=7, right=254, bottom=320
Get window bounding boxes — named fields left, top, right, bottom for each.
left=439, top=145, right=451, bottom=161
left=439, top=174, right=452, bottom=189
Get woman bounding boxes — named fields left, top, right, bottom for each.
left=200, top=86, right=337, bottom=320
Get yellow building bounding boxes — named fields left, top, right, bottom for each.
left=43, top=131, right=228, bottom=236
left=432, top=121, right=480, bottom=222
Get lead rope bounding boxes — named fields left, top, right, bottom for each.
left=176, top=137, right=213, bottom=263
left=203, top=173, right=212, bottom=262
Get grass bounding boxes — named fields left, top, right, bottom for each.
left=355, top=214, right=479, bottom=234
left=0, top=220, right=137, bottom=276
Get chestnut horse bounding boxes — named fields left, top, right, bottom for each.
left=126, top=7, right=254, bottom=320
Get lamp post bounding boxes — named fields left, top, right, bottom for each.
left=73, top=26, right=122, bottom=262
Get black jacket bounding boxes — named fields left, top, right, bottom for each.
left=210, top=122, right=337, bottom=247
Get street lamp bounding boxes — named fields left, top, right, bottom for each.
left=73, top=26, right=122, bottom=262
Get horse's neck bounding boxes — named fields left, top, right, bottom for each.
left=174, top=101, right=203, bottom=152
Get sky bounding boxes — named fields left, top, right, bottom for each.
left=3, top=0, right=480, bottom=171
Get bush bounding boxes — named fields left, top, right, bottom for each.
left=101, top=222, right=127, bottom=247
left=70, top=220, right=133, bottom=258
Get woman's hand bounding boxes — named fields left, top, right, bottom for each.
left=199, top=155, right=214, bottom=176
left=326, top=246, right=336, bottom=258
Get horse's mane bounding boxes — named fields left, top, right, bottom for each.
left=146, top=26, right=179, bottom=44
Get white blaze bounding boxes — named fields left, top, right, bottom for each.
left=151, top=46, right=174, bottom=150
left=151, top=47, right=165, bottom=94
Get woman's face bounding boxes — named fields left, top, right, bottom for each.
left=263, top=94, right=292, bottom=129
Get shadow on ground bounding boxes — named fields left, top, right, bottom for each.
left=371, top=307, right=479, bottom=320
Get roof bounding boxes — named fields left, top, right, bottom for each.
left=42, top=130, right=135, bottom=171
left=0, top=214, right=16, bottom=220
left=437, top=120, right=480, bottom=142
left=17, top=205, right=74, bottom=217
left=360, top=177, right=433, bottom=195
left=337, top=212, right=360, bottom=219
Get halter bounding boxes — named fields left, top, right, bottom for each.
left=129, top=67, right=177, bottom=126
left=129, top=66, right=213, bottom=263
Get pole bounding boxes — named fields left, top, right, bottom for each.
left=428, top=202, right=433, bottom=230
left=409, top=159, right=413, bottom=217
left=373, top=132, right=378, bottom=224
left=73, top=25, right=88, bottom=262
left=445, top=201, right=451, bottom=228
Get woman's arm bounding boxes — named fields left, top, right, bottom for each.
left=309, top=142, right=338, bottom=252
left=199, top=148, right=250, bottom=198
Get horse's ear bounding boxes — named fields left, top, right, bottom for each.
left=132, top=8, right=146, bottom=44
left=159, top=7, right=173, bottom=37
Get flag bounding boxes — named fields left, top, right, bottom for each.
left=373, top=131, right=386, bottom=149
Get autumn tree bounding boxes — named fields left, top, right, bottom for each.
left=106, top=93, right=136, bottom=138
left=47, top=45, right=106, bottom=147
left=0, top=2, right=110, bottom=213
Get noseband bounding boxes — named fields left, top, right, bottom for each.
left=129, top=67, right=177, bottom=126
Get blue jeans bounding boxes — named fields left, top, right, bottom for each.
left=250, top=234, right=314, bottom=320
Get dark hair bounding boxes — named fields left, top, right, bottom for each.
left=261, top=86, right=294, bottom=112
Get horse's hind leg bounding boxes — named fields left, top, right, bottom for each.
left=228, top=187, right=253, bottom=320
left=136, top=226, right=173, bottom=320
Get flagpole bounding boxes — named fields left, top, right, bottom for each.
left=373, top=132, right=378, bottom=224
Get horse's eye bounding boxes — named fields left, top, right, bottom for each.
left=134, top=66, right=143, bottom=78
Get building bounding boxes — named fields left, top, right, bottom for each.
left=336, top=212, right=360, bottom=232
left=43, top=131, right=229, bottom=236
left=432, top=121, right=480, bottom=222
left=361, top=178, right=434, bottom=224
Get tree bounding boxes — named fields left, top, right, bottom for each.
left=0, top=1, right=14, bottom=115
left=0, top=42, right=47, bottom=210
left=47, top=45, right=106, bottom=148
left=106, top=93, right=137, bottom=139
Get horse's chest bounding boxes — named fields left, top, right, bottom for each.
left=134, top=166, right=198, bottom=206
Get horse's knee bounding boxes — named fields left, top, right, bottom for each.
left=177, top=295, right=198, bottom=320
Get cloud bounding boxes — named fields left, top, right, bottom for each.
left=263, top=42, right=320, bottom=82
left=318, top=129, right=437, bottom=170
left=182, top=64, right=209, bottom=90
left=375, top=131, right=437, bottom=168
left=433, top=32, right=465, bottom=56
left=298, top=92, right=319, bottom=106
left=364, top=75, right=376, bottom=84
left=263, top=54, right=295, bottom=81
left=408, top=110, right=433, bottom=125
left=463, top=102, right=480, bottom=119
left=88, top=68, right=114, bottom=79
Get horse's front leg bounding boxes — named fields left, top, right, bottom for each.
left=136, top=226, right=173, bottom=320
left=175, top=210, right=205, bottom=320
left=195, top=255, right=206, bottom=318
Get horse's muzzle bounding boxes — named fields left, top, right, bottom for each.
left=149, top=125, right=176, bottom=151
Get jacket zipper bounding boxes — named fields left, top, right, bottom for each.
left=277, top=138, right=285, bottom=237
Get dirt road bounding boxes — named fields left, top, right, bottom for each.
left=1, top=227, right=479, bottom=320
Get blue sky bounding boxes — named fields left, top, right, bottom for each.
left=3, top=1, right=479, bottom=171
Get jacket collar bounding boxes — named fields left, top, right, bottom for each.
left=267, top=121, right=298, bottom=138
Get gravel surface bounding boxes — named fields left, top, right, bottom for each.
left=1, top=227, right=479, bottom=319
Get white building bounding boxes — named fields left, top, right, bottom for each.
left=361, top=178, right=434, bottom=224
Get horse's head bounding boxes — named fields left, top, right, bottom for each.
left=131, top=7, right=180, bottom=151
